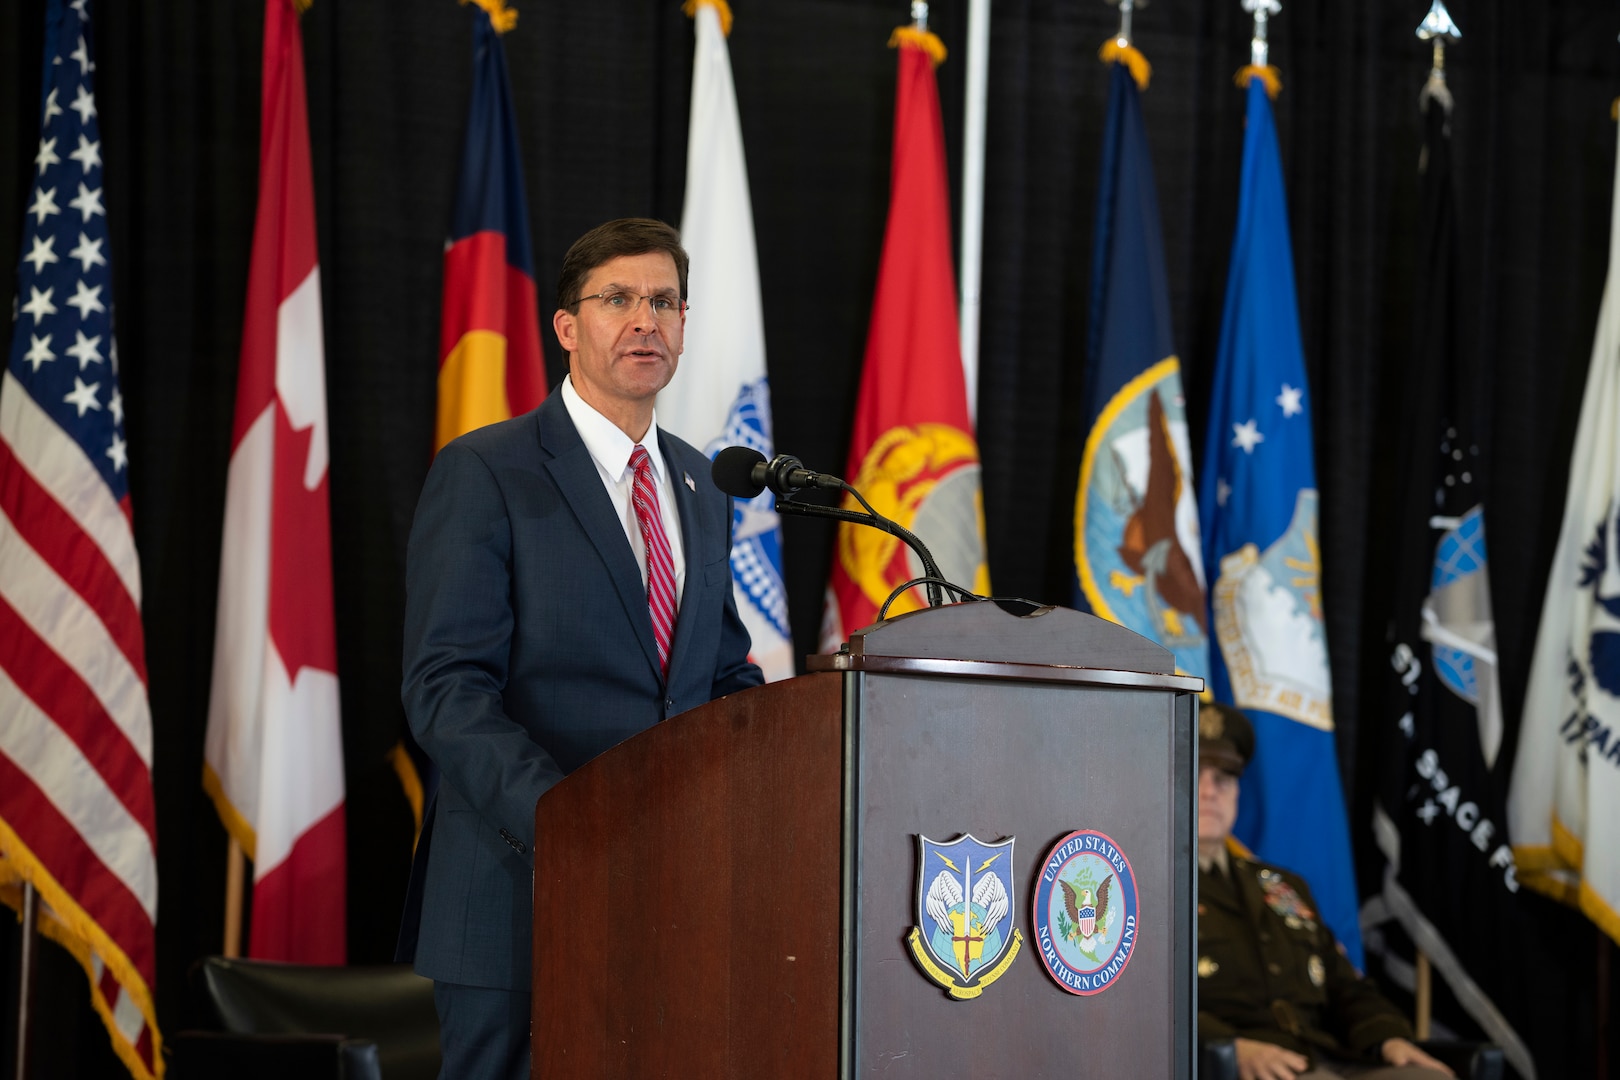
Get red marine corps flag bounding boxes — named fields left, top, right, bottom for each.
left=204, top=0, right=346, bottom=963
left=0, top=1, right=162, bottom=1073
left=820, top=20, right=988, bottom=649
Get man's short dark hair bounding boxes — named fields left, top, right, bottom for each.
left=556, top=218, right=689, bottom=311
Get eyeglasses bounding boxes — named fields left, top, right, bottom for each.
left=571, top=290, right=688, bottom=322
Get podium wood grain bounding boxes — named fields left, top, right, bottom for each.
left=533, top=674, right=843, bottom=1078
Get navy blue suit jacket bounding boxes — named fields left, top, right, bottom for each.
left=398, top=392, right=762, bottom=990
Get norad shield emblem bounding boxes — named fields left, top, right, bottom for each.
left=907, top=834, right=1022, bottom=1000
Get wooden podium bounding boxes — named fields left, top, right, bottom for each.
left=532, top=602, right=1200, bottom=1078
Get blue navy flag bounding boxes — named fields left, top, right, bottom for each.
left=1198, top=76, right=1362, bottom=967
left=1073, top=59, right=1208, bottom=680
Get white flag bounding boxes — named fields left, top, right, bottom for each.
left=1508, top=116, right=1620, bottom=945
left=660, top=0, right=793, bottom=681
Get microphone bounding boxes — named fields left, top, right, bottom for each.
left=711, top=446, right=844, bottom=498
left=711, top=444, right=950, bottom=610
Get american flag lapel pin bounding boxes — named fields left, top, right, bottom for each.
left=684, top=471, right=696, bottom=492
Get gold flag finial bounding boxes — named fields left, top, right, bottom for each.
left=890, top=2, right=947, bottom=67
left=683, top=0, right=734, bottom=37
left=1101, top=0, right=1151, bottom=89
left=461, top=0, right=518, bottom=34
left=1100, top=39, right=1152, bottom=91
left=1235, top=64, right=1282, bottom=99
left=1234, top=0, right=1281, bottom=97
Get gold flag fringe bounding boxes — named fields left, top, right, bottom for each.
left=292, top=0, right=313, bottom=12
left=1234, top=64, right=1282, bottom=100
left=1099, top=39, right=1151, bottom=91
left=386, top=740, right=428, bottom=847
left=0, top=823, right=163, bottom=1079
left=461, top=0, right=519, bottom=34
left=682, top=0, right=734, bottom=38
left=1612, top=96, right=1618, bottom=121
left=889, top=26, right=947, bottom=67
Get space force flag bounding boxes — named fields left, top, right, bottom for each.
left=1369, top=82, right=1535, bottom=1078
left=1073, top=53, right=1208, bottom=680
left=820, top=26, right=988, bottom=649
left=204, top=0, right=346, bottom=963
left=1197, top=74, right=1362, bottom=966
left=0, top=1, right=162, bottom=1074
left=436, top=0, right=546, bottom=453
left=659, top=0, right=792, bottom=681
left=1508, top=110, right=1620, bottom=947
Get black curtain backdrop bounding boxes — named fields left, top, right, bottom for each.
left=2, top=1, right=1618, bottom=1076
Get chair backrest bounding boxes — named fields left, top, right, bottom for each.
left=171, top=1031, right=382, bottom=1080
left=192, top=956, right=440, bottom=1080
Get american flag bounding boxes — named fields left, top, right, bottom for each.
left=0, top=0, right=162, bottom=1077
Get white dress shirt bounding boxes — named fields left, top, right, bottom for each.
left=560, top=374, right=687, bottom=609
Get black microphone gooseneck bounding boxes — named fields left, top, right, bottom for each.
left=710, top=445, right=947, bottom=609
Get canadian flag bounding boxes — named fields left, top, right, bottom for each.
left=203, top=0, right=345, bottom=963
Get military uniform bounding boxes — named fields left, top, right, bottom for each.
left=1198, top=850, right=1415, bottom=1067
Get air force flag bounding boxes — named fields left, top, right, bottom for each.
left=1198, top=76, right=1362, bottom=967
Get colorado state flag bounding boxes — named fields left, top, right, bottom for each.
left=396, top=0, right=546, bottom=836
left=436, top=1, right=545, bottom=453
left=1073, top=55, right=1208, bottom=681
left=1198, top=74, right=1361, bottom=966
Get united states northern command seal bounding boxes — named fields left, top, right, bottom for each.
left=1032, top=829, right=1140, bottom=996
left=907, top=833, right=1022, bottom=1000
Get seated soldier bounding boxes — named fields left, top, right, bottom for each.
left=1197, top=703, right=1454, bottom=1080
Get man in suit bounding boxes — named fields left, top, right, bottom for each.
left=1198, top=703, right=1453, bottom=1080
left=399, top=217, right=763, bottom=1079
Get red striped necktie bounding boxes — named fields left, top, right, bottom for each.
left=630, top=444, right=677, bottom=677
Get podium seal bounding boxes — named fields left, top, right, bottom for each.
left=1032, top=829, right=1139, bottom=996
left=907, top=833, right=1022, bottom=1000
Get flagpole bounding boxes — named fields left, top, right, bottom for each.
left=1243, top=0, right=1279, bottom=68
left=1598, top=926, right=1612, bottom=1080
left=224, top=838, right=245, bottom=958
left=1107, top=0, right=1140, bottom=56
left=1405, top=4, right=1459, bottom=1041
left=13, top=881, right=37, bottom=1078
left=1416, top=1, right=1459, bottom=112
left=958, top=0, right=989, bottom=426
left=1414, top=952, right=1431, bottom=1038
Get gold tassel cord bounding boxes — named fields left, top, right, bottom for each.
left=1234, top=64, right=1282, bottom=100
left=682, top=0, right=734, bottom=38
left=889, top=26, right=947, bottom=67
left=460, top=0, right=519, bottom=34
left=1099, top=39, right=1151, bottom=91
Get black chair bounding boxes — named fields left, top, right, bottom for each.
left=168, top=956, right=440, bottom=1080
left=1200, top=1038, right=1504, bottom=1080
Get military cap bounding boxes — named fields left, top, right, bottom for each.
left=1199, top=702, right=1254, bottom=777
